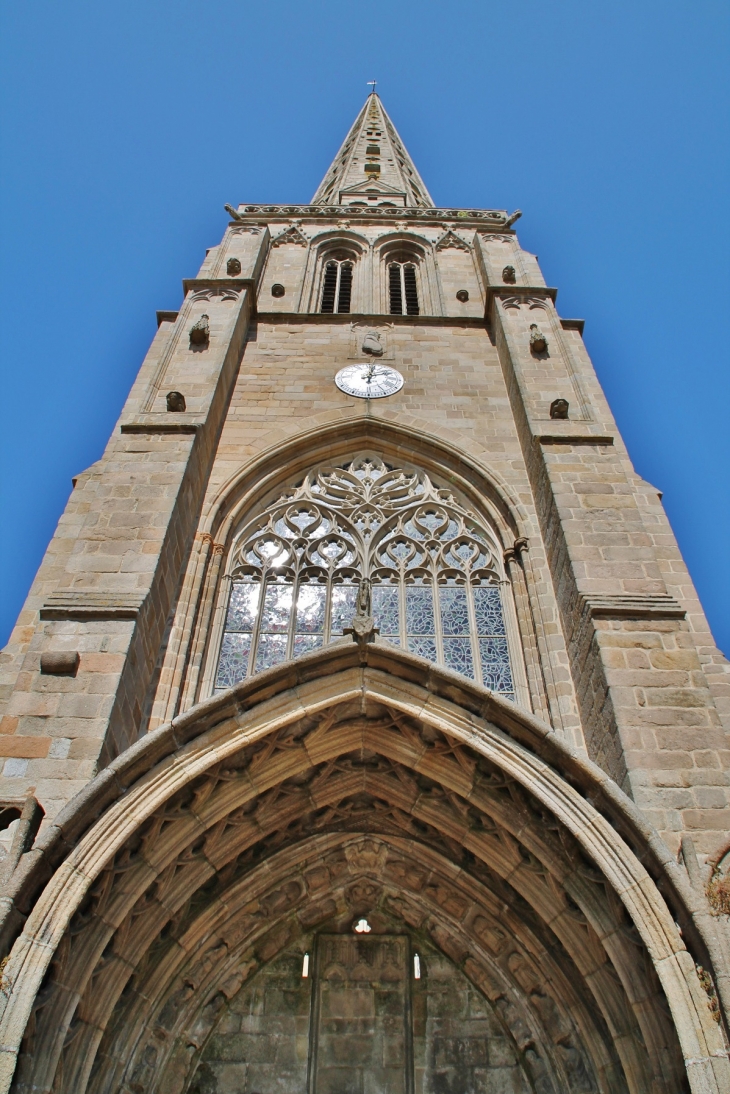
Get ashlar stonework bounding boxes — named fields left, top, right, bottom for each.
left=0, top=93, right=728, bottom=1094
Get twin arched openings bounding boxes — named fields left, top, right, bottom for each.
left=211, top=456, right=524, bottom=703
left=317, top=242, right=424, bottom=315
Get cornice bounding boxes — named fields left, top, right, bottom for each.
left=254, top=311, right=487, bottom=328
left=581, top=593, right=686, bottom=620
left=40, top=591, right=147, bottom=621
left=228, top=204, right=517, bottom=230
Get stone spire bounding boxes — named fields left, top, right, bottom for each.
left=311, top=92, right=434, bottom=208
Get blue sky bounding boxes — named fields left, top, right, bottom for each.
left=1, top=0, right=728, bottom=653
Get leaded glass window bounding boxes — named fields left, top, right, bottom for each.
left=214, top=457, right=515, bottom=699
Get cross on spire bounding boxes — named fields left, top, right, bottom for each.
left=367, top=80, right=377, bottom=95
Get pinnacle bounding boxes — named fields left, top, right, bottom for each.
left=311, top=94, right=434, bottom=209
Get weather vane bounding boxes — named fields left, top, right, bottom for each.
left=367, top=80, right=377, bottom=95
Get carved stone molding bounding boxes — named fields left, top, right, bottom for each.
left=494, top=288, right=557, bottom=313
left=228, top=224, right=263, bottom=235
left=198, top=532, right=226, bottom=556
left=120, top=415, right=201, bottom=435
left=182, top=277, right=250, bottom=295
left=190, top=287, right=241, bottom=303
left=271, top=223, right=309, bottom=247
left=536, top=433, right=614, bottom=446
left=581, top=593, right=686, bottom=621
left=40, top=591, right=146, bottom=620
left=479, top=233, right=514, bottom=243
left=435, top=228, right=471, bottom=252
left=230, top=204, right=515, bottom=226
left=3, top=658, right=722, bottom=1094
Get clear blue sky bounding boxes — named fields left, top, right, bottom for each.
left=1, top=0, right=728, bottom=654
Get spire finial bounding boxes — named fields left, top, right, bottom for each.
left=367, top=80, right=377, bottom=95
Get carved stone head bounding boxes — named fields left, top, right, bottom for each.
left=189, top=314, right=210, bottom=346
left=529, top=323, right=547, bottom=353
left=362, top=331, right=383, bottom=357
left=166, top=391, right=186, bottom=413
left=550, top=398, right=569, bottom=420
left=226, top=257, right=242, bottom=276
left=502, top=265, right=516, bottom=284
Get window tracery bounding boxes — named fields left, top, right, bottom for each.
left=214, top=457, right=517, bottom=699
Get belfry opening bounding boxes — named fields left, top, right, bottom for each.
left=0, top=93, right=728, bottom=1094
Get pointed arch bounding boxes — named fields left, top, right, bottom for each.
left=0, top=645, right=726, bottom=1094
left=150, top=419, right=548, bottom=732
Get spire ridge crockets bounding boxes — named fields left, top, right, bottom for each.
left=311, top=94, right=434, bottom=209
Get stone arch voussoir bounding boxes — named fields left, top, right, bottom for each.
left=0, top=645, right=726, bottom=1094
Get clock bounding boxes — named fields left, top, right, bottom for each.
left=335, top=362, right=404, bottom=399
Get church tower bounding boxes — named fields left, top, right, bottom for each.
left=0, top=93, right=728, bottom=1094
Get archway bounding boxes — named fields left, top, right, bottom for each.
left=0, top=642, right=726, bottom=1093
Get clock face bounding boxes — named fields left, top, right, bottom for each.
left=335, top=363, right=404, bottom=399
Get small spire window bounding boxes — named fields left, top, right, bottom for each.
left=320, top=260, right=353, bottom=314
left=389, top=262, right=419, bottom=315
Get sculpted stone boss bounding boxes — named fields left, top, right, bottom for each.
left=0, top=92, right=728, bottom=1094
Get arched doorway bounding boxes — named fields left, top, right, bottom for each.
left=0, top=644, right=726, bottom=1093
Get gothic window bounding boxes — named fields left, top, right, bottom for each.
left=320, top=259, right=353, bottom=313
left=214, top=457, right=516, bottom=699
left=389, top=261, right=419, bottom=315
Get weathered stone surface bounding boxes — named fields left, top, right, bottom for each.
left=0, top=93, right=728, bottom=1094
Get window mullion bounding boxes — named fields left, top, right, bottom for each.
left=334, top=263, right=342, bottom=312
left=466, top=579, right=482, bottom=687
left=433, top=568, right=444, bottom=664
left=248, top=571, right=268, bottom=676
left=400, top=265, right=406, bottom=315
left=287, top=574, right=300, bottom=660
left=323, top=576, right=334, bottom=644
left=399, top=571, right=407, bottom=649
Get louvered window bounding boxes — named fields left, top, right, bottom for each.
left=320, top=260, right=353, bottom=314
left=389, top=262, right=419, bottom=315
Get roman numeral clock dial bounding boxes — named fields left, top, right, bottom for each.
left=335, top=362, right=404, bottom=399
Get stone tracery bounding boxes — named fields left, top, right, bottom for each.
left=6, top=651, right=715, bottom=1094
left=215, top=457, right=517, bottom=696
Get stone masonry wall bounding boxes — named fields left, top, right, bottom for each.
left=2, top=209, right=728, bottom=868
